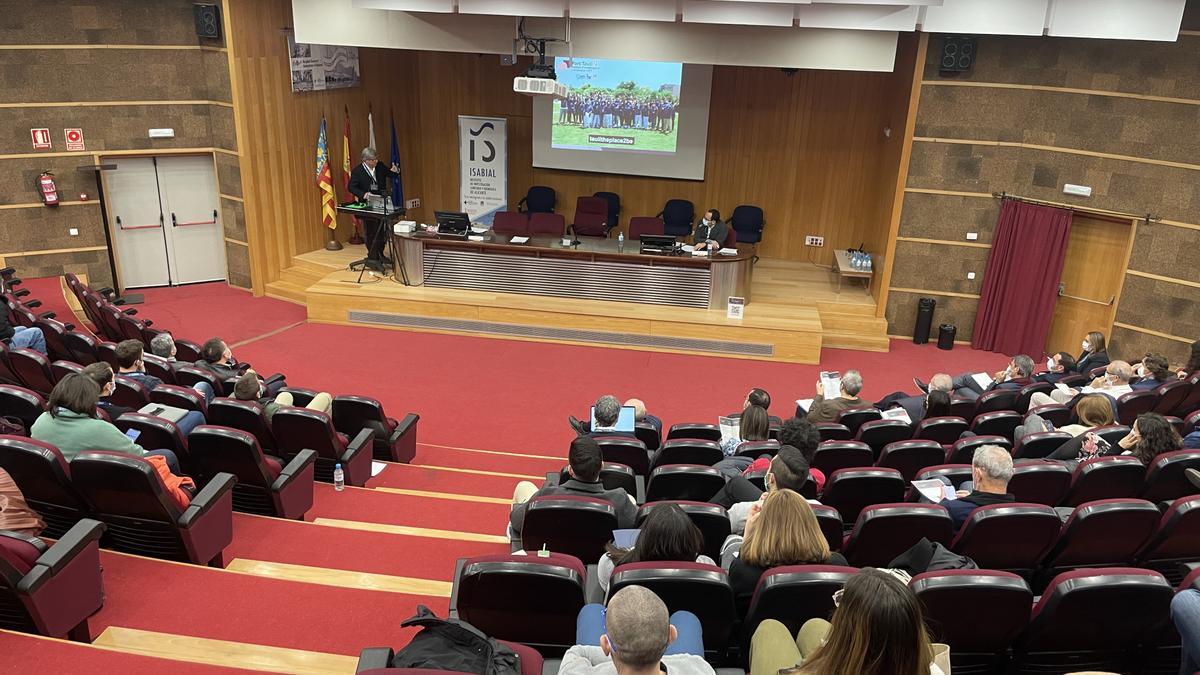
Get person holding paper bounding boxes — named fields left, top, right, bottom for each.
left=805, top=370, right=867, bottom=424
left=1028, top=360, right=1133, bottom=412
left=930, top=445, right=1015, bottom=530
left=692, top=209, right=729, bottom=252
left=939, top=355, right=1034, bottom=401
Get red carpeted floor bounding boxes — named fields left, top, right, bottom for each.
left=0, top=630, right=254, bottom=674
left=309, top=482, right=513, bottom=534
left=407, top=443, right=564, bottom=473
left=367, top=461, right=544, bottom=499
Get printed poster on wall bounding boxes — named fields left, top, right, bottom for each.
left=458, top=115, right=508, bottom=225
left=287, top=36, right=359, bottom=92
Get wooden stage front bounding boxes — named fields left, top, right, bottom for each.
left=265, top=247, right=890, bottom=364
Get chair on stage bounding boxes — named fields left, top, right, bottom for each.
left=593, top=191, right=620, bottom=230
left=571, top=197, right=609, bottom=237
left=491, top=211, right=528, bottom=236
left=517, top=185, right=555, bottom=213
left=658, top=199, right=694, bottom=237
left=530, top=212, right=566, bottom=237
left=729, top=205, right=764, bottom=245
left=627, top=217, right=664, bottom=242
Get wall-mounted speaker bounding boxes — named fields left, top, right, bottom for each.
left=939, top=35, right=976, bottom=74
left=194, top=4, right=222, bottom=39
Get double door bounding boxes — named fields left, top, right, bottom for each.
left=107, top=155, right=227, bottom=289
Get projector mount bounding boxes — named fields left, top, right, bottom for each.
left=514, top=16, right=569, bottom=79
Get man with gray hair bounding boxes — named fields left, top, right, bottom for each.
left=875, top=372, right=953, bottom=422
left=938, top=354, right=1035, bottom=401
left=149, top=332, right=177, bottom=361
left=938, top=444, right=1015, bottom=529
left=806, top=369, right=867, bottom=423
left=347, top=146, right=402, bottom=266
left=589, top=394, right=625, bottom=437
left=563, top=585, right=712, bottom=675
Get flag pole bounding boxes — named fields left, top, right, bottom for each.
left=317, top=114, right=342, bottom=251
left=344, top=104, right=364, bottom=245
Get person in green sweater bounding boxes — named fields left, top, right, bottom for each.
left=30, top=373, right=184, bottom=474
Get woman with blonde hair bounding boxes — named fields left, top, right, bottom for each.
left=725, top=489, right=846, bottom=615
left=750, top=567, right=945, bottom=675
left=1046, top=394, right=1119, bottom=462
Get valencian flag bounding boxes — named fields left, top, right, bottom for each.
left=389, top=111, right=403, bottom=209
left=314, top=116, right=336, bottom=230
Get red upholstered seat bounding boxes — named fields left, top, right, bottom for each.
left=951, top=503, right=1061, bottom=573
left=187, top=425, right=315, bottom=520
left=910, top=569, right=1032, bottom=669
left=455, top=553, right=586, bottom=649
left=627, top=217, right=664, bottom=241
left=0, top=532, right=45, bottom=575
left=843, top=503, right=954, bottom=567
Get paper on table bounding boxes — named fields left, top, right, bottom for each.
left=371, top=461, right=386, bottom=477
left=718, top=248, right=738, bottom=255
left=509, top=236, right=529, bottom=244
left=795, top=398, right=814, bottom=413
left=681, top=244, right=695, bottom=253
left=692, top=249, right=708, bottom=256
left=970, top=372, right=994, bottom=390
left=468, top=235, right=485, bottom=242
left=881, top=407, right=912, bottom=424
left=719, top=416, right=741, bottom=444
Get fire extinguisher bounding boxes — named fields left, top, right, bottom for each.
left=37, top=171, right=59, bottom=207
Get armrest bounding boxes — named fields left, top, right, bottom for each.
left=388, top=412, right=419, bottom=444
left=634, top=475, right=646, bottom=505
left=0, top=530, right=49, bottom=556
left=356, top=647, right=395, bottom=673
left=142, top=319, right=153, bottom=327
left=37, top=311, right=56, bottom=321
left=341, top=428, right=375, bottom=464
left=448, top=557, right=468, bottom=614
left=29, top=519, right=105, bottom=576
left=97, top=287, right=115, bottom=297
left=271, top=449, right=317, bottom=492
left=63, top=322, right=75, bottom=331
left=585, top=563, right=604, bottom=604
left=14, top=290, right=31, bottom=299
left=180, top=472, right=236, bottom=528
left=121, top=308, right=137, bottom=315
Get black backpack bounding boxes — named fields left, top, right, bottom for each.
left=390, top=605, right=520, bottom=675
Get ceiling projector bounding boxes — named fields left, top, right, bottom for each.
left=513, top=75, right=569, bottom=99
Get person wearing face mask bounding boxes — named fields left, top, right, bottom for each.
left=1178, top=340, right=1200, bottom=379
left=1034, top=351, right=1077, bottom=384
left=692, top=209, right=729, bottom=251
left=1132, top=353, right=1171, bottom=390
left=1075, top=331, right=1110, bottom=376
left=1028, top=360, right=1132, bottom=418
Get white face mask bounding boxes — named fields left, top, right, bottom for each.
left=703, top=218, right=713, bottom=226
left=1046, top=357, right=1056, bottom=372
left=1137, top=365, right=1147, bottom=378
left=1082, top=340, right=1090, bottom=352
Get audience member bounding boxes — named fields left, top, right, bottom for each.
left=718, top=403, right=770, bottom=464
left=933, top=445, right=1015, bottom=530
left=83, top=360, right=205, bottom=436
left=724, top=489, right=847, bottom=615
left=0, top=310, right=46, bottom=355
left=233, top=369, right=331, bottom=421
left=1076, top=330, right=1111, bottom=375
left=942, top=355, right=1034, bottom=401
left=624, top=398, right=661, bottom=436
left=597, top=503, right=715, bottom=592
left=195, top=337, right=286, bottom=395
left=1034, top=352, right=1077, bottom=383
left=510, top=436, right=637, bottom=535
left=1117, top=413, right=1182, bottom=465
left=745, top=387, right=771, bottom=412
left=749, top=568, right=944, bottom=675
left=149, top=332, right=178, bottom=360
left=1172, top=583, right=1200, bottom=675
left=1179, top=340, right=1200, bottom=379
left=876, top=373, right=953, bottom=423
left=30, top=373, right=184, bottom=473
left=589, top=395, right=625, bottom=437
left=566, top=585, right=713, bottom=675
left=1132, top=353, right=1171, bottom=390
left=806, top=370, right=866, bottom=423
left=923, top=390, right=953, bottom=419
left=116, top=338, right=215, bottom=403
left=1030, top=360, right=1133, bottom=410
left=1016, top=392, right=1113, bottom=444
left=1186, top=428, right=1200, bottom=450
left=711, top=442, right=816, bottom=535
left=0, top=467, right=44, bottom=536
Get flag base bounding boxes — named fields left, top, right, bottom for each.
left=324, top=236, right=343, bottom=251
left=348, top=234, right=365, bottom=245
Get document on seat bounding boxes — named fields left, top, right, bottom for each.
left=881, top=407, right=912, bottom=424
left=795, top=398, right=814, bottom=413
left=718, top=416, right=740, bottom=444
left=970, top=372, right=994, bottom=390
left=509, top=236, right=529, bottom=244
left=371, top=461, right=386, bottom=477
left=912, top=479, right=957, bottom=502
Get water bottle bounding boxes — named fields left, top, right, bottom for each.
left=865, top=254, right=872, bottom=271
left=333, top=463, right=345, bottom=491
left=617, top=231, right=625, bottom=252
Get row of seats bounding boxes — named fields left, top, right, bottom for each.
left=451, top=551, right=1195, bottom=673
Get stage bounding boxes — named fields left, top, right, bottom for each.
left=266, top=247, right=889, bottom=364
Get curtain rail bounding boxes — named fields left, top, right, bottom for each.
left=992, top=192, right=1158, bottom=222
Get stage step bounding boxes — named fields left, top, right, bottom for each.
left=822, top=330, right=891, bottom=352
left=816, top=303, right=890, bottom=352
left=265, top=263, right=329, bottom=304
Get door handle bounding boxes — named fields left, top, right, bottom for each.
left=171, top=211, right=218, bottom=227
left=116, top=214, right=163, bottom=231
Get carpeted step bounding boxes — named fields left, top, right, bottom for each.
left=0, top=628, right=253, bottom=674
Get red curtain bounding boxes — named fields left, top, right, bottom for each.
left=972, top=199, right=1073, bottom=356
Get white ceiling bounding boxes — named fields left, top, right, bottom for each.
left=351, top=0, right=1188, bottom=41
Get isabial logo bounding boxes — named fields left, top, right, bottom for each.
left=468, top=122, right=495, bottom=162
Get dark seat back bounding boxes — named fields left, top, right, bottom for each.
left=843, top=503, right=954, bottom=567
left=1008, top=461, right=1072, bottom=505
left=142, top=354, right=175, bottom=384
left=271, top=407, right=344, bottom=481
left=1140, top=449, right=1200, bottom=503
left=855, top=419, right=912, bottom=458
left=811, top=441, right=873, bottom=476
left=1041, top=499, right=1160, bottom=570
left=645, top=464, right=725, bottom=502
left=207, top=398, right=275, bottom=450
left=626, top=217, right=664, bottom=241
left=912, top=416, right=968, bottom=445
left=666, top=423, right=721, bottom=442
left=729, top=205, right=764, bottom=244
left=821, top=467, right=906, bottom=526
left=742, top=565, right=859, bottom=658
left=70, top=451, right=189, bottom=560
left=456, top=553, right=585, bottom=648
left=1117, top=390, right=1158, bottom=426
left=593, top=191, right=620, bottom=228
left=111, top=375, right=151, bottom=409
left=608, top=561, right=735, bottom=651
left=595, top=436, right=650, bottom=476
left=1015, top=382, right=1054, bottom=413
left=1062, top=456, right=1145, bottom=506
left=950, top=503, right=1062, bottom=572
left=571, top=198, right=607, bottom=236
left=1013, top=430, right=1073, bottom=459
left=491, top=211, right=529, bottom=236
left=521, top=496, right=618, bottom=561
left=947, top=435, right=1011, bottom=464
left=877, top=440, right=946, bottom=481
left=1153, top=379, right=1191, bottom=415
left=733, top=439, right=780, bottom=459
left=33, top=317, right=73, bottom=362
left=522, top=186, right=556, bottom=213
left=659, top=199, right=694, bottom=236
left=975, top=389, right=1018, bottom=415
left=113, top=413, right=189, bottom=464
left=970, top=410, right=1022, bottom=440
left=814, top=422, right=852, bottom=442
left=0, top=436, right=87, bottom=538
left=9, top=349, right=54, bottom=395
left=652, top=439, right=721, bottom=469
left=530, top=212, right=567, bottom=236
left=912, top=570, right=1032, bottom=669
left=837, top=407, right=882, bottom=435
left=0, top=384, right=46, bottom=431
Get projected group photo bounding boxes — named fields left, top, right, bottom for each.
left=551, top=57, right=683, bottom=155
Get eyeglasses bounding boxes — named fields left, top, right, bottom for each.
left=601, top=607, right=618, bottom=654
left=832, top=588, right=845, bottom=607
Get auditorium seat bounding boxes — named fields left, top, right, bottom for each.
left=0, top=519, right=105, bottom=641
left=530, top=212, right=567, bottom=236
left=491, top=211, right=528, bottom=236
left=1153, top=379, right=1192, bottom=415
left=70, top=451, right=234, bottom=566
left=877, top=440, right=946, bottom=481
left=608, top=561, right=735, bottom=652
left=173, top=365, right=221, bottom=399
left=1012, top=430, right=1073, bottom=460
left=174, top=339, right=203, bottom=363
left=974, top=389, right=1018, bottom=415
left=948, top=396, right=976, bottom=420
left=0, top=436, right=88, bottom=538
left=116, top=313, right=154, bottom=345
left=95, top=341, right=119, bottom=369
left=634, top=421, right=661, bottom=452
left=732, top=439, right=779, bottom=459
left=1165, top=415, right=1186, bottom=437
left=657, top=199, right=694, bottom=237
left=569, top=198, right=607, bottom=237
left=721, top=228, right=736, bottom=249
left=811, top=440, right=873, bottom=476
left=645, top=464, right=725, bottom=502
left=453, top=553, right=585, bottom=649
left=950, top=503, right=1062, bottom=575
left=842, top=503, right=954, bottom=567
left=809, top=422, right=848, bottom=443
left=0, top=384, right=45, bottom=431
left=519, top=495, right=618, bottom=561
left=740, top=565, right=859, bottom=661
left=729, top=205, right=764, bottom=245
left=636, top=501, right=730, bottom=561
left=1061, top=456, right=1145, bottom=507
left=911, top=416, right=969, bottom=445
left=1092, top=423, right=1132, bottom=447
left=1007, top=461, right=1072, bottom=506
left=110, top=375, right=151, bottom=409
left=811, top=504, right=844, bottom=550
left=0, top=343, right=21, bottom=385
left=836, top=407, right=881, bottom=436
left=595, top=436, right=651, bottom=476
left=207, top=398, right=274, bottom=450
left=114, top=413, right=191, bottom=468
left=854, top=419, right=912, bottom=458
left=1038, top=499, right=1159, bottom=581
left=666, top=422, right=721, bottom=442
left=969, top=410, right=1022, bottom=440
left=1117, top=390, right=1158, bottom=426
left=592, top=462, right=637, bottom=497
left=149, top=384, right=209, bottom=417
left=593, top=191, right=620, bottom=230
left=1011, top=568, right=1172, bottom=674
left=1172, top=373, right=1200, bottom=417
left=9, top=348, right=55, bottom=395
left=626, top=216, right=664, bottom=241
left=141, top=354, right=176, bottom=384
left=332, top=395, right=420, bottom=463
left=1027, top=403, right=1071, bottom=428
left=946, top=435, right=1010, bottom=464
left=1136, top=496, right=1200, bottom=584
left=820, top=467, right=906, bottom=527
left=280, top=386, right=319, bottom=407
left=1015, top=382, right=1053, bottom=414
left=517, top=185, right=555, bottom=213
left=33, top=316, right=74, bottom=363
left=188, top=426, right=316, bottom=519
left=651, top=439, right=722, bottom=470
left=911, top=570, right=1032, bottom=675
left=271, top=408, right=374, bottom=487
left=1140, top=449, right=1200, bottom=503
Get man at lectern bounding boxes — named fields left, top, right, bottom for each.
left=693, top=208, right=729, bottom=251
left=347, top=147, right=401, bottom=264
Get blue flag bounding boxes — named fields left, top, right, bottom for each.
left=389, top=114, right=404, bottom=209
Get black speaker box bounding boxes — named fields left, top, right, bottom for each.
left=913, top=297, right=936, bottom=344
left=194, top=4, right=222, bottom=39
left=939, top=35, right=976, bottom=74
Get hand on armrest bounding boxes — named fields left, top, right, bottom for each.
left=180, top=472, right=235, bottom=527
left=271, top=449, right=317, bottom=492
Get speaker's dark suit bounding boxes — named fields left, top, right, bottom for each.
left=347, top=162, right=397, bottom=260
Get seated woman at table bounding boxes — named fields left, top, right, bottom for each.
left=693, top=208, right=729, bottom=251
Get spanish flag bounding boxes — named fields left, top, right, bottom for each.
left=314, top=116, right=336, bottom=230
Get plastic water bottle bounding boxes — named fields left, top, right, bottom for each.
left=333, top=463, right=345, bottom=492
left=865, top=254, right=872, bottom=271
left=617, top=231, right=625, bottom=252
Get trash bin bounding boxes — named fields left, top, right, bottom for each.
left=937, top=324, right=957, bottom=350
left=913, top=297, right=936, bottom=344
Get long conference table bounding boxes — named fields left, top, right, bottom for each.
left=392, top=231, right=753, bottom=310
